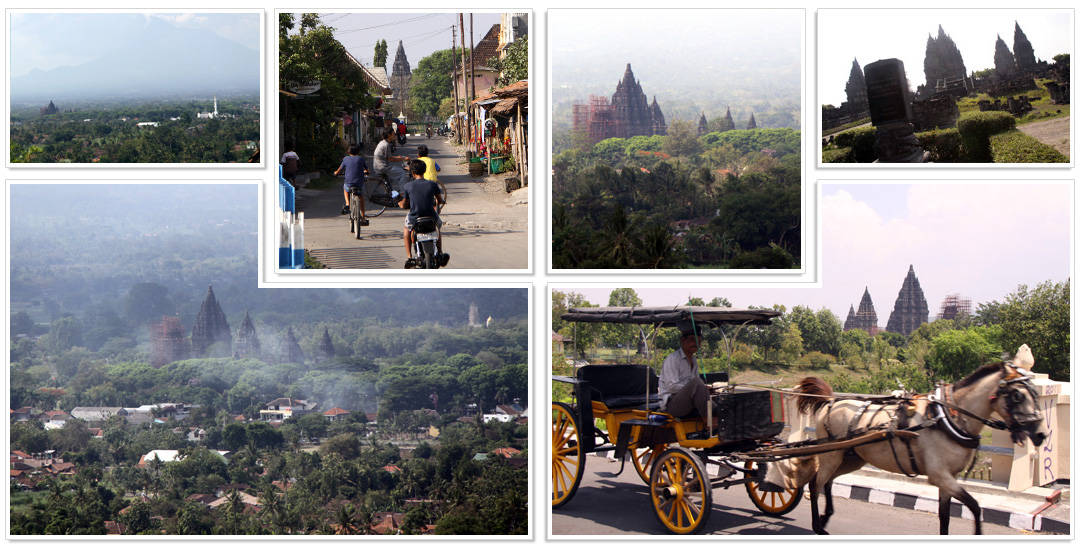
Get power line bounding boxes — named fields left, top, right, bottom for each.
left=332, top=13, right=444, bottom=35
left=346, top=25, right=452, bottom=50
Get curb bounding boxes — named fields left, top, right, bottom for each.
left=832, top=478, right=1070, bottom=534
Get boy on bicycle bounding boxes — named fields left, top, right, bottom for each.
left=334, top=144, right=369, bottom=222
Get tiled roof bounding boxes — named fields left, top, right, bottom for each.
left=323, top=407, right=350, bottom=416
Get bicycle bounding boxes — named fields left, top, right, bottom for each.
left=347, top=186, right=369, bottom=239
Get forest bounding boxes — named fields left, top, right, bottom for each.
left=9, top=96, right=259, bottom=163
left=552, top=125, right=801, bottom=269
left=9, top=185, right=529, bottom=535
left=552, top=285, right=1069, bottom=403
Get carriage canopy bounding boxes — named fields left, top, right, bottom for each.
left=560, top=306, right=781, bottom=327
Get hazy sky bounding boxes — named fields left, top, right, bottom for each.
left=819, top=9, right=1072, bottom=106
left=558, top=182, right=1071, bottom=321
left=9, top=12, right=260, bottom=78
left=318, top=12, right=502, bottom=70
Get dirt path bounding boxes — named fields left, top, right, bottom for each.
left=299, top=135, right=528, bottom=269
left=1017, top=115, right=1070, bottom=158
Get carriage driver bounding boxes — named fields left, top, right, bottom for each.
left=658, top=323, right=712, bottom=421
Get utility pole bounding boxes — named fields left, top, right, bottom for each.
left=451, top=25, right=461, bottom=145
left=469, top=13, right=476, bottom=117
left=458, top=13, right=470, bottom=151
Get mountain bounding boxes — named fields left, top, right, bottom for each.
left=11, top=16, right=259, bottom=101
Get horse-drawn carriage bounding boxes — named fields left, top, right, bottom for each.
left=552, top=306, right=1050, bottom=535
left=552, top=306, right=803, bottom=534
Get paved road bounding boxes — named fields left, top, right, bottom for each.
left=551, top=454, right=1028, bottom=536
left=300, top=135, right=528, bottom=269
left=1018, top=116, right=1070, bottom=158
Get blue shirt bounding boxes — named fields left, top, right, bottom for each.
left=338, top=155, right=367, bottom=186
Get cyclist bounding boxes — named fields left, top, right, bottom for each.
left=415, top=145, right=440, bottom=183
left=373, top=130, right=409, bottom=189
left=398, top=159, right=446, bottom=268
left=334, top=144, right=368, bottom=220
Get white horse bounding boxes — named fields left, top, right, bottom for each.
left=764, top=346, right=1049, bottom=535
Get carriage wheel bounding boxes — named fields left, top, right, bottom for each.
left=649, top=448, right=712, bottom=534
left=552, top=402, right=585, bottom=508
left=628, top=425, right=666, bottom=484
left=743, top=460, right=803, bottom=517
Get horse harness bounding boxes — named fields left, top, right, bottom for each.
left=819, top=363, right=1040, bottom=478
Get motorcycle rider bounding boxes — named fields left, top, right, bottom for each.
left=415, top=145, right=440, bottom=184
left=374, top=130, right=409, bottom=188
left=398, top=159, right=446, bottom=268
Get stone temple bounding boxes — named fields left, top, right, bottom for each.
left=843, top=287, right=880, bottom=335
left=886, top=265, right=929, bottom=336
left=233, top=311, right=261, bottom=359
left=572, top=64, right=666, bottom=146
left=191, top=285, right=232, bottom=357
left=390, top=40, right=412, bottom=114
left=923, top=25, right=967, bottom=91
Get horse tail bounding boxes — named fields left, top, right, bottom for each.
left=795, top=376, right=834, bottom=414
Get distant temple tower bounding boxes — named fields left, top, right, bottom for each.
left=844, top=59, right=869, bottom=116
left=318, top=328, right=335, bottom=360
left=151, top=316, right=189, bottom=367
left=233, top=311, right=261, bottom=359
left=718, top=107, right=735, bottom=132
left=746, top=112, right=757, bottom=129
left=698, top=113, right=708, bottom=135
left=924, top=25, right=967, bottom=89
left=937, top=294, right=973, bottom=321
left=283, top=327, right=305, bottom=364
left=190, top=285, right=232, bottom=357
left=843, top=287, right=880, bottom=335
left=886, top=265, right=930, bottom=336
left=390, top=40, right=412, bottom=113
left=40, top=100, right=59, bottom=115
left=994, top=35, right=1018, bottom=77
left=572, top=64, right=665, bottom=145
left=1012, top=22, right=1037, bottom=72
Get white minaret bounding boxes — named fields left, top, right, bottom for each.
left=213, top=96, right=218, bottom=117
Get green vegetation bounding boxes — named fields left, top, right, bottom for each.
left=957, top=111, right=1016, bottom=162
left=279, top=13, right=374, bottom=170
left=552, top=126, right=801, bottom=269
left=989, top=131, right=1069, bottom=163
left=9, top=97, right=258, bottom=163
left=553, top=283, right=1070, bottom=397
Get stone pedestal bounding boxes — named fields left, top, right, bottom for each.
left=864, top=58, right=928, bottom=163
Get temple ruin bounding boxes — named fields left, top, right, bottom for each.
left=572, top=64, right=666, bottom=146
left=233, top=311, right=261, bottom=359
left=390, top=40, right=412, bottom=114
left=190, top=285, right=232, bottom=357
left=843, top=287, right=880, bottom=335
left=886, top=265, right=930, bottom=336
left=151, top=316, right=189, bottom=367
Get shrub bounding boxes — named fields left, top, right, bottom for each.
left=802, top=351, right=836, bottom=370
left=957, top=111, right=1016, bottom=162
left=822, top=146, right=854, bottom=163
left=989, top=131, right=1069, bottom=163
left=915, top=128, right=963, bottom=162
left=832, top=126, right=876, bottom=162
left=728, top=244, right=796, bottom=269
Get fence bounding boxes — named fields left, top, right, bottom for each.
left=278, top=166, right=304, bottom=269
left=779, top=373, right=1069, bottom=492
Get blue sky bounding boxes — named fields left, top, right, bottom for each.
left=9, top=12, right=259, bottom=77
left=559, top=182, right=1071, bottom=321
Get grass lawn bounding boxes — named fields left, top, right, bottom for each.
left=957, top=78, right=1069, bottom=124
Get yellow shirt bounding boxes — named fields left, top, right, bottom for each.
left=418, top=156, right=438, bottom=182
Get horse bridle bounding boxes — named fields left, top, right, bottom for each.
left=927, top=363, right=1041, bottom=446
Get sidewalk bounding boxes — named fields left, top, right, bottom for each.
left=833, top=467, right=1070, bottom=534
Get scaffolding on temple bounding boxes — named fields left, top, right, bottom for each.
left=937, top=294, right=973, bottom=321
left=151, top=316, right=189, bottom=367
left=572, top=95, right=616, bottom=147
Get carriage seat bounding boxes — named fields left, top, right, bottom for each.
left=578, top=364, right=661, bottom=411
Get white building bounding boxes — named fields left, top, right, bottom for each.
left=197, top=97, right=219, bottom=119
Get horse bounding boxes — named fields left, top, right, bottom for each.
left=764, top=345, right=1049, bottom=535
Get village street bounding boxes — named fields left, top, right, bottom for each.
left=298, top=134, right=528, bottom=269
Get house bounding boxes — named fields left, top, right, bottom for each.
left=70, top=406, right=125, bottom=426
left=208, top=491, right=260, bottom=510
left=259, top=397, right=317, bottom=422
left=40, top=410, right=70, bottom=422
left=11, top=407, right=33, bottom=422
left=370, top=512, right=405, bottom=535
left=137, top=449, right=227, bottom=468
left=482, top=412, right=515, bottom=424
left=490, top=447, right=521, bottom=459
left=43, top=419, right=67, bottom=430
left=186, top=493, right=217, bottom=507
left=381, top=464, right=402, bottom=475
left=323, top=407, right=350, bottom=422
left=186, top=428, right=207, bottom=442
